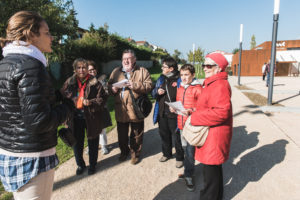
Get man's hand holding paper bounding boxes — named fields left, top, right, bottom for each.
left=112, top=79, right=129, bottom=88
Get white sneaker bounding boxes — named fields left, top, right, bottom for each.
left=101, top=146, right=108, bottom=155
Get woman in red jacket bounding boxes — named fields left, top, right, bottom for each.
left=191, top=52, right=233, bottom=200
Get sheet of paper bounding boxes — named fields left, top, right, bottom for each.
left=112, top=79, right=129, bottom=88
left=165, top=101, right=187, bottom=116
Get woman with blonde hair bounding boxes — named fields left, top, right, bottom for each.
left=0, top=11, right=73, bottom=200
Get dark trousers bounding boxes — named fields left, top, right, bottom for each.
left=117, top=121, right=144, bottom=157
left=158, top=117, right=184, bottom=161
left=262, top=74, right=266, bottom=81
left=183, top=142, right=195, bottom=177
left=73, top=118, right=99, bottom=168
left=200, top=164, right=223, bottom=200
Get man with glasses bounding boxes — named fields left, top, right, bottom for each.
left=151, top=57, right=184, bottom=168
left=108, top=49, right=152, bottom=165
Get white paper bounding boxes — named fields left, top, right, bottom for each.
left=112, top=79, right=129, bottom=88
left=165, top=101, right=188, bottom=116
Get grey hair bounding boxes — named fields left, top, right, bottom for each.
left=72, top=58, right=88, bottom=71
left=122, top=49, right=136, bottom=58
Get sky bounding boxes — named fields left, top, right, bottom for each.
left=72, top=0, right=300, bottom=59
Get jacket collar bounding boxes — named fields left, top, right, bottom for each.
left=68, top=73, right=98, bottom=86
left=163, top=70, right=179, bottom=80
left=203, top=72, right=228, bottom=87
left=2, top=41, right=47, bottom=67
left=119, top=65, right=140, bottom=73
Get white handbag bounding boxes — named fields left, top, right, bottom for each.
left=182, top=116, right=209, bottom=147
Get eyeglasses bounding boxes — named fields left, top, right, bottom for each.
left=161, top=66, right=169, bottom=69
left=88, top=69, right=96, bottom=72
left=202, top=65, right=217, bottom=69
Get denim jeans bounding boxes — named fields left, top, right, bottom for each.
left=266, top=72, right=270, bottom=86
left=180, top=131, right=195, bottom=177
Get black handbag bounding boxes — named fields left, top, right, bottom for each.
left=129, top=90, right=152, bottom=120
left=58, top=128, right=77, bottom=147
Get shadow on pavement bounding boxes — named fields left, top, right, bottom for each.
left=139, top=127, right=161, bottom=162
left=153, top=164, right=202, bottom=200
left=53, top=127, right=160, bottom=191
left=223, top=126, right=288, bottom=199
left=273, top=93, right=300, bottom=104
left=153, top=126, right=288, bottom=200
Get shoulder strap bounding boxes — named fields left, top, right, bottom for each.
left=165, top=80, right=172, bottom=102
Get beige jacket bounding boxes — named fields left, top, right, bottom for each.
left=108, top=66, right=152, bottom=123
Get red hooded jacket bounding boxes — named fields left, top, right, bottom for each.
left=191, top=72, right=233, bottom=165
left=176, top=79, right=202, bottom=130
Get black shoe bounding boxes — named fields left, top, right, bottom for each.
left=118, top=154, right=128, bottom=162
left=185, top=177, right=195, bottom=192
left=76, top=166, right=86, bottom=175
left=88, top=166, right=96, bottom=175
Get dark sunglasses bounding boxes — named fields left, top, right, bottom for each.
left=202, top=64, right=217, bottom=69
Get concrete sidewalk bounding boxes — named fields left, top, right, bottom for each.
left=51, top=76, right=300, bottom=200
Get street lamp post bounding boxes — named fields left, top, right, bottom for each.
left=238, top=24, right=243, bottom=86
left=267, top=0, right=280, bottom=105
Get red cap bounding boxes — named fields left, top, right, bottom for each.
left=205, top=52, right=228, bottom=71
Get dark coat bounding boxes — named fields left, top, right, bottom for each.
left=61, top=74, right=110, bottom=139
left=0, top=54, right=70, bottom=152
left=152, top=72, right=180, bottom=121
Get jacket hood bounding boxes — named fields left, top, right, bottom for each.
left=204, top=72, right=228, bottom=87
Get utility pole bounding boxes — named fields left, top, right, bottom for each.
left=238, top=24, right=243, bottom=86
left=267, top=0, right=280, bottom=105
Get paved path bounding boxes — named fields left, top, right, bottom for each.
left=52, top=76, right=300, bottom=200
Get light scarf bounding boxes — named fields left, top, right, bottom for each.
left=2, top=41, right=47, bottom=67
left=76, top=75, right=90, bottom=109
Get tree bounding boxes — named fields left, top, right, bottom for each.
left=232, top=48, right=239, bottom=54
left=250, top=34, right=256, bottom=49
left=89, top=23, right=96, bottom=32
left=172, top=49, right=181, bottom=63
left=0, top=0, right=79, bottom=61
left=187, top=47, right=205, bottom=64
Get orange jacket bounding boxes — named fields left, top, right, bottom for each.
left=176, top=80, right=202, bottom=130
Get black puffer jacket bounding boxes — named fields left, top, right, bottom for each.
left=0, top=54, right=70, bottom=153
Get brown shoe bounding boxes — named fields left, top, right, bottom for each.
left=130, top=157, right=139, bottom=165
